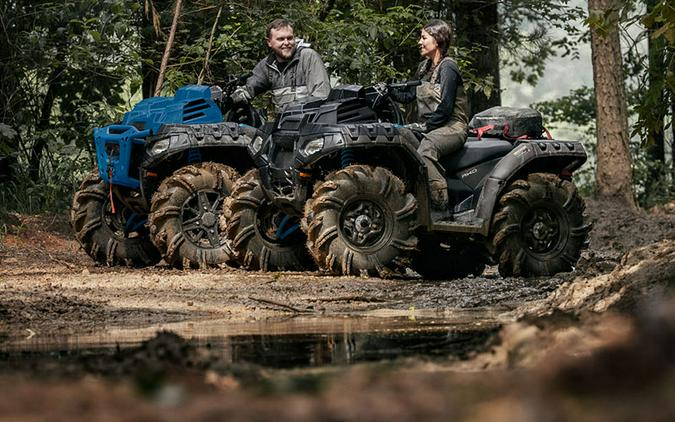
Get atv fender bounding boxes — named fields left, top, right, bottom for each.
left=297, top=123, right=427, bottom=187
left=474, top=140, right=587, bottom=235
left=140, top=123, right=261, bottom=202
left=264, top=123, right=428, bottom=217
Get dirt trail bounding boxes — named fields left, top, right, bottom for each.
left=1, top=198, right=673, bottom=334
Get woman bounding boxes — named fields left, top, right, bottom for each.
left=391, top=19, right=469, bottom=211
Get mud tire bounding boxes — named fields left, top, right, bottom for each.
left=70, top=172, right=160, bottom=267
left=412, top=237, right=486, bottom=280
left=491, top=172, right=591, bottom=277
left=304, top=165, right=417, bottom=277
left=224, top=169, right=313, bottom=271
left=149, top=162, right=239, bottom=268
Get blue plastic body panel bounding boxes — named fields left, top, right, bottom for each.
left=94, top=125, right=150, bottom=188
left=94, top=85, right=223, bottom=189
left=121, top=85, right=223, bottom=133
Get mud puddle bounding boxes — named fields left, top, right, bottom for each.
left=1, top=313, right=501, bottom=373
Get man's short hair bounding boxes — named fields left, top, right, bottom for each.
left=266, top=18, right=294, bottom=39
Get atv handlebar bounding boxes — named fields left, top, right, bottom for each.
left=386, top=80, right=422, bottom=89
left=214, top=74, right=252, bottom=98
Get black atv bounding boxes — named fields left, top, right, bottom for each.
left=70, top=76, right=265, bottom=268
left=223, top=82, right=412, bottom=271
left=223, top=85, right=591, bottom=278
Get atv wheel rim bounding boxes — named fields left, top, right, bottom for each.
left=522, top=206, right=562, bottom=254
left=340, top=200, right=386, bottom=248
left=180, top=190, right=224, bottom=249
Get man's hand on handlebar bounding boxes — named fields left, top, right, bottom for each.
left=230, top=86, right=252, bottom=104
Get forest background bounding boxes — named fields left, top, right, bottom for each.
left=0, top=0, right=673, bottom=214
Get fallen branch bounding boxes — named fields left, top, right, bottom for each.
left=314, top=295, right=388, bottom=303
left=46, top=252, right=76, bottom=270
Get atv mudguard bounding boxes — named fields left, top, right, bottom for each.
left=140, top=123, right=261, bottom=203
left=469, top=139, right=587, bottom=236
left=295, top=123, right=422, bottom=167
left=259, top=123, right=426, bottom=215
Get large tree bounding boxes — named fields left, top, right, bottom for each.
left=588, top=0, right=636, bottom=207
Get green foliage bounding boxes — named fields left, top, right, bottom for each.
left=500, top=0, right=587, bottom=85
left=534, top=86, right=596, bottom=128
left=0, top=0, right=141, bottom=212
left=156, top=1, right=499, bottom=108
left=533, top=87, right=597, bottom=196
left=642, top=1, right=675, bottom=46
left=534, top=0, right=675, bottom=206
left=158, top=0, right=425, bottom=90
left=3, top=0, right=652, bottom=213
left=534, top=84, right=674, bottom=205
left=316, top=2, right=423, bottom=84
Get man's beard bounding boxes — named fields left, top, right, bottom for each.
left=275, top=46, right=295, bottom=61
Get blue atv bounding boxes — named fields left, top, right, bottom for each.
left=70, top=78, right=265, bottom=268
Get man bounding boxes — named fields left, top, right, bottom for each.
left=231, top=19, right=330, bottom=112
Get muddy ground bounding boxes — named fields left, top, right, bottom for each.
left=0, top=198, right=674, bottom=421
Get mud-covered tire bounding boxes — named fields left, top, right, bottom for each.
left=491, top=172, right=591, bottom=277
left=149, top=162, right=239, bottom=268
left=304, top=165, right=418, bottom=277
left=412, top=237, right=485, bottom=280
left=224, top=169, right=313, bottom=271
left=70, top=172, right=160, bottom=267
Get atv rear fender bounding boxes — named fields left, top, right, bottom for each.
left=473, top=140, right=587, bottom=235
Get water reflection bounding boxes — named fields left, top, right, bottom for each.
left=1, top=315, right=501, bottom=369
left=225, top=329, right=497, bottom=368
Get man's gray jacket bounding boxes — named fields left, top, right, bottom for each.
left=244, top=47, right=330, bottom=112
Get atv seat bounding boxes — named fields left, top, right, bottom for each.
left=441, top=138, right=513, bottom=173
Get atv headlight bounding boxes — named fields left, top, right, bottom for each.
left=301, top=137, right=325, bottom=156
left=249, top=135, right=264, bottom=155
left=151, top=138, right=170, bottom=155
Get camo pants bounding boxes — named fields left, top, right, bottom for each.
left=418, top=122, right=467, bottom=193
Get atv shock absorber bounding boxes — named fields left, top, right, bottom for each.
left=187, top=148, right=202, bottom=164
left=341, top=148, right=355, bottom=168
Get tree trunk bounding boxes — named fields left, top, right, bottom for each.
left=141, top=0, right=161, bottom=98
left=455, top=0, right=501, bottom=117
left=672, top=96, right=674, bottom=190
left=644, top=0, right=667, bottom=201
left=28, top=66, right=61, bottom=182
left=588, top=0, right=636, bottom=208
left=154, top=0, right=182, bottom=96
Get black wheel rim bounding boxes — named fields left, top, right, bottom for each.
left=181, top=189, right=225, bottom=248
left=255, top=203, right=303, bottom=246
left=340, top=199, right=387, bottom=249
left=103, top=200, right=147, bottom=240
left=521, top=205, right=563, bottom=254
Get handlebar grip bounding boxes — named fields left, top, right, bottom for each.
left=387, top=80, right=422, bottom=89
